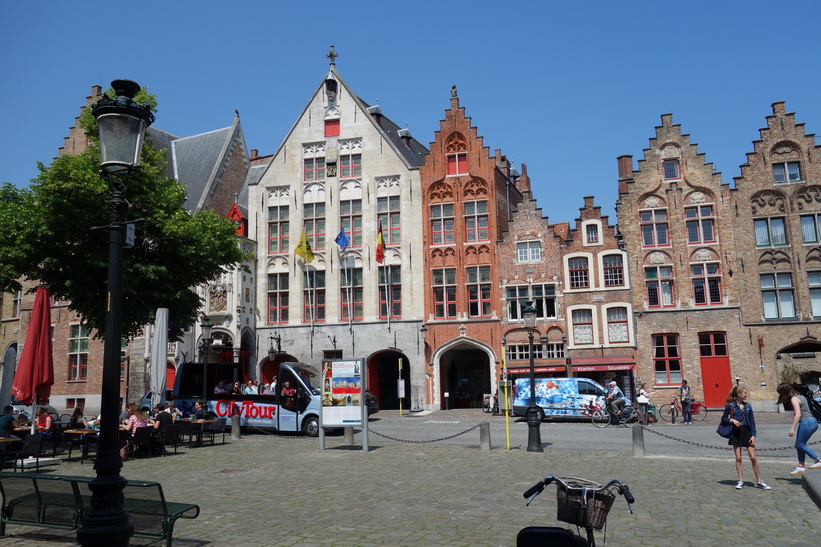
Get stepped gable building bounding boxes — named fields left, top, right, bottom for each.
left=0, top=86, right=254, bottom=414
left=616, top=114, right=742, bottom=409
left=496, top=172, right=567, bottom=397
left=247, top=52, right=430, bottom=411
left=419, top=85, right=523, bottom=409
left=561, top=197, right=636, bottom=394
left=729, top=102, right=821, bottom=399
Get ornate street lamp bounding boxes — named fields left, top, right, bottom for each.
left=78, top=80, right=153, bottom=546
left=200, top=316, right=214, bottom=400
left=522, top=300, right=543, bottom=453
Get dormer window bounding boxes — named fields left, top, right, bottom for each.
left=663, top=159, right=680, bottom=180
left=773, top=161, right=802, bottom=183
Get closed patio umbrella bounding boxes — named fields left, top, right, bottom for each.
left=12, top=285, right=54, bottom=434
left=149, top=308, right=169, bottom=408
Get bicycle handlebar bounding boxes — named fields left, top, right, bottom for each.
left=523, top=475, right=635, bottom=512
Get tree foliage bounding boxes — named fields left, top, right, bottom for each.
left=0, top=89, right=251, bottom=340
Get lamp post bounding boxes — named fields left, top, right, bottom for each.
left=201, top=317, right=214, bottom=401
left=78, top=80, right=153, bottom=546
left=522, top=300, right=543, bottom=452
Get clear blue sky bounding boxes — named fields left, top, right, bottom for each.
left=3, top=1, right=821, bottom=224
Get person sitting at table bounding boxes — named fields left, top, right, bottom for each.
left=35, top=406, right=54, bottom=438
left=69, top=406, right=88, bottom=429
left=191, top=400, right=206, bottom=420
left=0, top=405, right=19, bottom=437
left=120, top=403, right=147, bottom=460
left=150, top=403, right=173, bottom=432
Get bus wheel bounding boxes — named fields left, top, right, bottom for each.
left=302, top=416, right=319, bottom=437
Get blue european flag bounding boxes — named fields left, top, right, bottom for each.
left=335, top=228, right=350, bottom=251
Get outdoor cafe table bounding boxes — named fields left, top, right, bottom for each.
left=64, top=428, right=97, bottom=463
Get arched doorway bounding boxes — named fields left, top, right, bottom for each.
left=367, top=350, right=410, bottom=410
left=436, top=340, right=493, bottom=410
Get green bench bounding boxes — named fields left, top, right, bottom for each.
left=0, top=472, right=199, bottom=547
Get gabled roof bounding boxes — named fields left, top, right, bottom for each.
left=172, top=126, right=233, bottom=212
left=146, top=127, right=180, bottom=179
left=265, top=67, right=429, bottom=173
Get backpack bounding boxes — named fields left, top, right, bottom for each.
left=792, top=384, right=821, bottom=421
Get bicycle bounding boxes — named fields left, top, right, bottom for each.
left=590, top=402, right=639, bottom=428
left=517, top=475, right=635, bottom=547
left=657, top=397, right=708, bottom=422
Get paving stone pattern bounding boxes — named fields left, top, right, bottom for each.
left=0, top=412, right=819, bottom=546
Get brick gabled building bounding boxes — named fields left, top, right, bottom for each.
left=497, top=175, right=567, bottom=393
left=420, top=87, right=522, bottom=409
left=616, top=114, right=742, bottom=408
left=729, top=102, right=821, bottom=400
left=561, top=197, right=635, bottom=393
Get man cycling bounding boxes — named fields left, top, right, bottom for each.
left=606, top=381, right=626, bottom=417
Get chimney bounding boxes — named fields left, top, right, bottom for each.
left=617, top=155, right=634, bottom=196
left=250, top=149, right=259, bottom=160
left=518, top=162, right=531, bottom=193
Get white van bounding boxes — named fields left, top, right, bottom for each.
left=512, top=377, right=617, bottom=421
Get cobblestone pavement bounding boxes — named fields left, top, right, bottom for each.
left=1, top=410, right=819, bottom=546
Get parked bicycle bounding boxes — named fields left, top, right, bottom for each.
left=657, top=397, right=708, bottom=422
left=517, top=474, right=635, bottom=547
left=590, top=402, right=639, bottom=428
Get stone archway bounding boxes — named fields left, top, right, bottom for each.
left=366, top=350, right=410, bottom=410
left=432, top=338, right=494, bottom=410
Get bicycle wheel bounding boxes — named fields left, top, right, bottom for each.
left=592, top=409, right=610, bottom=428
left=658, top=404, right=677, bottom=422
left=692, top=402, right=708, bottom=421
left=622, top=407, right=639, bottom=425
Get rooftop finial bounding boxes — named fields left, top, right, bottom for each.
left=326, top=45, right=339, bottom=67
left=451, top=84, right=457, bottom=98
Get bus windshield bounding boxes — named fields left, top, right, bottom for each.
left=293, top=363, right=321, bottom=394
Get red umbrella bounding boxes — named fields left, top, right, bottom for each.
left=12, top=286, right=54, bottom=408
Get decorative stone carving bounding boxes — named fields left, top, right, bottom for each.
left=750, top=190, right=786, bottom=215
left=339, top=139, right=362, bottom=153
left=429, top=180, right=454, bottom=201
left=376, top=176, right=401, bottom=196
left=267, top=186, right=290, bottom=202
left=795, top=185, right=821, bottom=211
left=660, top=145, right=681, bottom=159
left=690, top=191, right=706, bottom=204
left=648, top=252, right=667, bottom=265
left=770, top=142, right=800, bottom=161
left=695, top=249, right=713, bottom=262
left=463, top=178, right=489, bottom=199
left=445, top=133, right=467, bottom=153
left=303, top=143, right=326, bottom=155
left=645, top=196, right=661, bottom=208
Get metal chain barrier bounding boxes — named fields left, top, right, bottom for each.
left=369, top=423, right=482, bottom=443
left=640, top=424, right=821, bottom=452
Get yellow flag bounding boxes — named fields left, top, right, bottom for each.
left=295, top=229, right=314, bottom=263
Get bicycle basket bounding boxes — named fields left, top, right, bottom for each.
left=555, top=477, right=616, bottom=531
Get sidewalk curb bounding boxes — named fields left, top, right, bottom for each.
left=802, top=472, right=821, bottom=510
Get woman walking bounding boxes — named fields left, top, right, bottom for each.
left=776, top=383, right=821, bottom=475
left=721, top=386, right=771, bottom=490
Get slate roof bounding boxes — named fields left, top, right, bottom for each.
left=171, top=127, right=233, bottom=212
left=146, top=127, right=180, bottom=179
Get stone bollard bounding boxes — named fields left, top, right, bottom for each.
left=231, top=414, right=241, bottom=440
left=344, top=426, right=354, bottom=445
left=479, top=422, right=491, bottom=451
left=632, top=423, right=645, bottom=457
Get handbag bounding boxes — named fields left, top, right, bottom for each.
left=637, top=394, right=649, bottom=404
left=716, top=404, right=734, bottom=438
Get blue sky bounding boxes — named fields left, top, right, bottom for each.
left=3, top=1, right=821, bottom=224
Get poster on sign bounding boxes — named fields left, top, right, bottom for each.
left=321, top=358, right=364, bottom=427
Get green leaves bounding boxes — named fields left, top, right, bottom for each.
left=1, top=93, right=251, bottom=340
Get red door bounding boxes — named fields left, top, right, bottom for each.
left=698, top=332, right=732, bottom=408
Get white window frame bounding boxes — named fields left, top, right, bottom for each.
left=598, top=252, right=627, bottom=289
left=516, top=241, right=542, bottom=263
left=569, top=306, right=597, bottom=347
left=582, top=220, right=602, bottom=247
left=602, top=304, right=631, bottom=345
